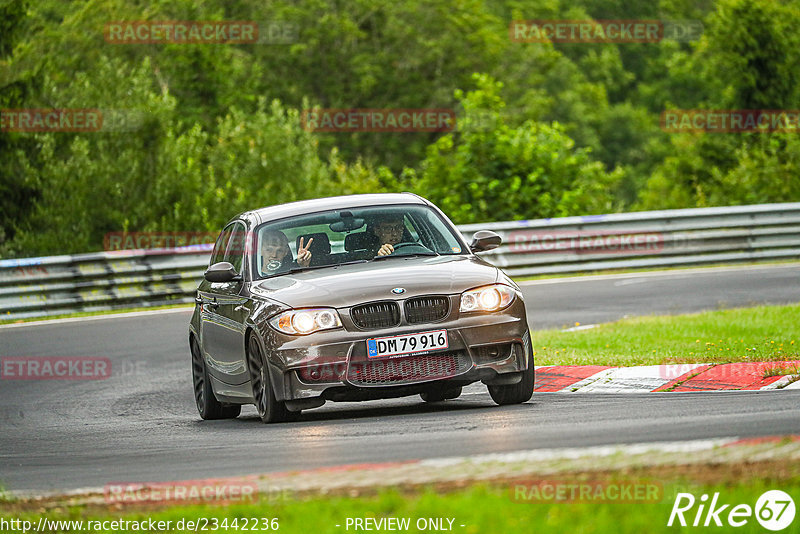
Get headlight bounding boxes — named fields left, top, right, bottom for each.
left=269, top=308, right=343, bottom=335
left=460, top=284, right=516, bottom=313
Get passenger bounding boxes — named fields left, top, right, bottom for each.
left=260, top=230, right=313, bottom=274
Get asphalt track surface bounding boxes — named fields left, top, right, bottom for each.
left=1, top=263, right=799, bottom=492
left=522, top=263, right=800, bottom=329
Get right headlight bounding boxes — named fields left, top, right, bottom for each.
left=459, top=284, right=516, bottom=313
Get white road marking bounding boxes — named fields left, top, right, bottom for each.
left=760, top=376, right=793, bottom=390
left=419, top=437, right=739, bottom=468
left=560, top=323, right=598, bottom=332
left=518, top=262, right=800, bottom=286
left=460, top=383, right=486, bottom=396
left=573, top=365, right=675, bottom=393
left=557, top=367, right=617, bottom=392
left=782, top=378, right=800, bottom=390
left=613, top=278, right=650, bottom=286
left=541, top=363, right=710, bottom=393
left=0, top=306, right=194, bottom=329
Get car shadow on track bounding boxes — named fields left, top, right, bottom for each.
left=229, top=397, right=537, bottom=425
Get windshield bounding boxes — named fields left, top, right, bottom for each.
left=252, top=204, right=465, bottom=279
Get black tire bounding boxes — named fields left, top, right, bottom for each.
left=247, top=334, right=291, bottom=424
left=488, top=345, right=535, bottom=405
left=421, top=386, right=462, bottom=402
left=191, top=337, right=241, bottom=420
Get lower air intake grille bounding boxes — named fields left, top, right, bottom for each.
left=471, top=343, right=513, bottom=364
left=351, top=301, right=401, bottom=329
left=347, top=351, right=471, bottom=386
left=405, top=296, right=449, bottom=324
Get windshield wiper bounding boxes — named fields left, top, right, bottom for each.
left=335, top=259, right=370, bottom=266
left=372, top=252, right=439, bottom=261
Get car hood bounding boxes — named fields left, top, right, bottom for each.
left=251, top=255, right=499, bottom=308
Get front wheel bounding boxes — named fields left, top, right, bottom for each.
left=488, top=345, right=534, bottom=405
left=191, top=337, right=241, bottom=420
left=247, top=334, right=291, bottom=423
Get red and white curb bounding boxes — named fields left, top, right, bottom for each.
left=529, top=361, right=800, bottom=393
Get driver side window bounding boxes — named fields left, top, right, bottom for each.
left=224, top=223, right=247, bottom=274
left=210, top=226, right=233, bottom=266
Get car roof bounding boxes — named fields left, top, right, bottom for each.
left=244, top=193, right=430, bottom=225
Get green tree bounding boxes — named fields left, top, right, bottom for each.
left=0, top=0, right=38, bottom=255
left=8, top=57, right=178, bottom=254
left=8, top=56, right=386, bottom=254
left=146, top=98, right=381, bottom=234
left=637, top=0, right=800, bottom=209
left=409, top=75, right=622, bottom=224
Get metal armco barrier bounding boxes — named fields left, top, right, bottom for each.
left=0, top=248, right=212, bottom=320
left=467, top=202, right=800, bottom=277
left=2, top=203, right=800, bottom=321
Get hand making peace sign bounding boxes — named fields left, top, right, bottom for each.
left=297, top=236, right=314, bottom=267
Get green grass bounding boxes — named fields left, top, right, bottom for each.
left=0, top=484, right=13, bottom=505
left=2, top=477, right=797, bottom=533
left=532, top=304, right=800, bottom=367
left=762, top=363, right=800, bottom=377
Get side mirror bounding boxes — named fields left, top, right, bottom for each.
left=470, top=230, right=502, bottom=253
left=204, top=261, right=242, bottom=283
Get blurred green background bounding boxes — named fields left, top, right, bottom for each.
left=1, top=0, right=799, bottom=257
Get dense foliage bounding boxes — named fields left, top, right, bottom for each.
left=1, top=0, right=799, bottom=256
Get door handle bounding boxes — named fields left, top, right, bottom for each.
left=198, top=296, right=219, bottom=310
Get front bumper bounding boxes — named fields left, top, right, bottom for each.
left=263, top=296, right=530, bottom=402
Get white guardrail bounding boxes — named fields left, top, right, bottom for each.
left=2, top=202, right=800, bottom=320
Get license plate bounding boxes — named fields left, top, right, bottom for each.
left=366, top=329, right=448, bottom=359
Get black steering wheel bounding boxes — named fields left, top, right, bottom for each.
left=374, top=242, right=421, bottom=258
left=390, top=242, right=420, bottom=252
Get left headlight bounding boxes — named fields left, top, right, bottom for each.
left=269, top=308, right=343, bottom=335
left=459, top=284, right=516, bottom=313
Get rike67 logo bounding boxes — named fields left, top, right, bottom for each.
left=668, top=490, right=795, bottom=531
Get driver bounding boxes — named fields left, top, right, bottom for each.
left=372, top=214, right=406, bottom=256
left=260, top=230, right=313, bottom=274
